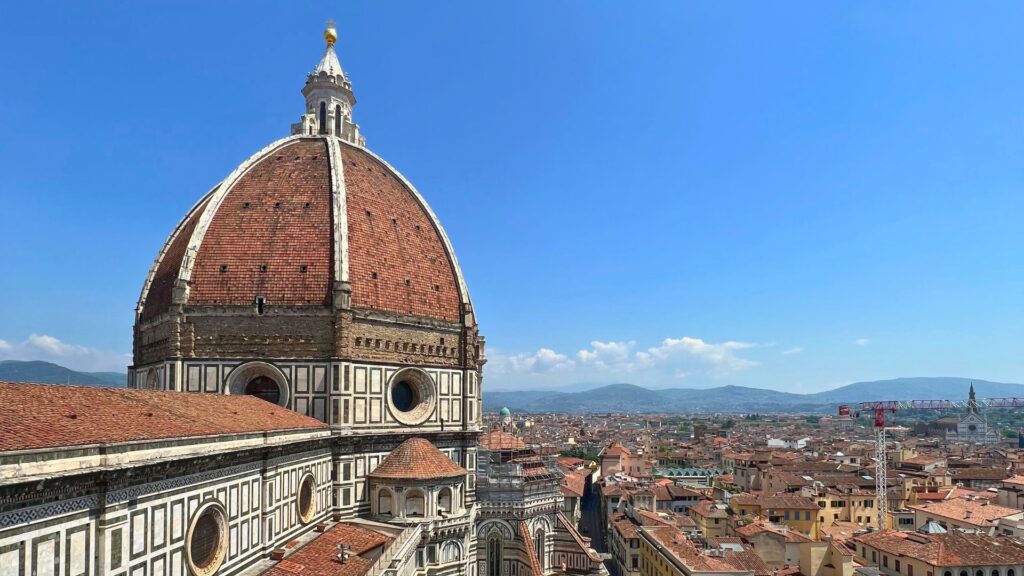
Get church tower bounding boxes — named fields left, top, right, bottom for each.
left=947, top=383, right=1000, bottom=445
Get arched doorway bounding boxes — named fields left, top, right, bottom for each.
left=244, top=376, right=281, bottom=404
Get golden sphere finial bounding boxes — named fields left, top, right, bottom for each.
left=324, top=19, right=338, bottom=47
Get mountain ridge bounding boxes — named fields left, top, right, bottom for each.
left=0, top=360, right=126, bottom=387
left=484, top=377, right=1018, bottom=413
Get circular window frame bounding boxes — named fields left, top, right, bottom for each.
left=297, top=473, right=317, bottom=524
left=385, top=368, right=436, bottom=426
left=185, top=501, right=228, bottom=576
left=225, top=361, right=289, bottom=408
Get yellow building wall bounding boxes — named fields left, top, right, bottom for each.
left=815, top=496, right=879, bottom=528
left=737, top=502, right=819, bottom=539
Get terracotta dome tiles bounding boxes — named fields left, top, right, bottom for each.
left=189, top=139, right=334, bottom=307
left=139, top=137, right=464, bottom=324
left=368, top=437, right=466, bottom=480
left=342, top=145, right=461, bottom=322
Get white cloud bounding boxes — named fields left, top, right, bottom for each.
left=487, top=335, right=761, bottom=389
left=855, top=338, right=871, bottom=347
left=489, top=347, right=576, bottom=375
left=782, top=346, right=804, bottom=355
left=27, top=334, right=88, bottom=356
left=637, top=337, right=758, bottom=375
left=576, top=340, right=636, bottom=369
left=0, top=334, right=130, bottom=372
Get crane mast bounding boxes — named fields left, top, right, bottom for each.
left=874, top=426, right=887, bottom=529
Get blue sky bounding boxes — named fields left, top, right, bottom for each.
left=1, top=2, right=1022, bottom=392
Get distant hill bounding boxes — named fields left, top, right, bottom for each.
left=483, top=377, right=1023, bottom=414
left=805, top=377, right=1022, bottom=403
left=0, top=360, right=126, bottom=387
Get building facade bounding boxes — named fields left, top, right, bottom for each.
left=945, top=385, right=1001, bottom=445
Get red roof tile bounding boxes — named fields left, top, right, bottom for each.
left=601, top=442, right=631, bottom=457
left=856, top=530, right=1024, bottom=567
left=368, top=437, right=467, bottom=480
left=480, top=427, right=527, bottom=451
left=0, top=382, right=327, bottom=452
left=521, top=521, right=544, bottom=576
left=264, top=522, right=394, bottom=576
left=909, top=498, right=1021, bottom=527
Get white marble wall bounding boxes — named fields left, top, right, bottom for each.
left=130, top=359, right=482, bottom=432
left=0, top=449, right=331, bottom=576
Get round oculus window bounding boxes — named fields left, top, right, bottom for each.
left=297, top=474, right=316, bottom=524
left=244, top=376, right=281, bottom=405
left=226, top=362, right=290, bottom=407
left=386, top=368, right=436, bottom=426
left=186, top=502, right=228, bottom=576
left=391, top=380, right=417, bottom=412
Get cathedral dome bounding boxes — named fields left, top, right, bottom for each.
left=138, top=137, right=469, bottom=324
left=137, top=29, right=471, bottom=327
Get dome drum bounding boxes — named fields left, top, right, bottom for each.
left=369, top=478, right=467, bottom=524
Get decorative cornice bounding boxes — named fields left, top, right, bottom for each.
left=105, top=460, right=263, bottom=504
left=0, top=493, right=100, bottom=529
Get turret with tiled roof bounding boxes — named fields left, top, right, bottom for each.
left=369, top=437, right=467, bottom=480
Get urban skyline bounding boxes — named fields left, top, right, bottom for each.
left=3, top=7, right=1024, bottom=576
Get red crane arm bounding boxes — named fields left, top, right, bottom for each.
left=984, top=398, right=1024, bottom=408
left=837, top=397, right=1024, bottom=428
left=853, top=400, right=954, bottom=411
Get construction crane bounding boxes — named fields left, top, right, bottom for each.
left=837, top=385, right=1024, bottom=530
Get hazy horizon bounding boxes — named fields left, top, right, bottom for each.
left=485, top=376, right=1021, bottom=394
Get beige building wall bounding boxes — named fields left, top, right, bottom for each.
left=802, top=542, right=854, bottom=576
